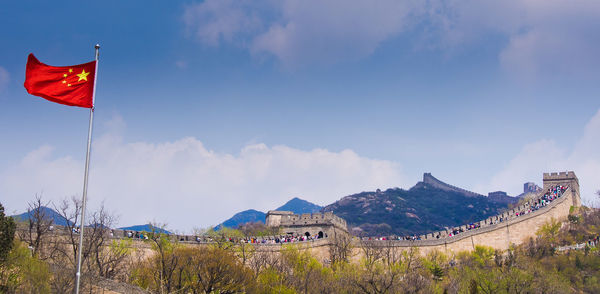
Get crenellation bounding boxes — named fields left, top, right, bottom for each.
left=266, top=210, right=349, bottom=238
left=249, top=172, right=581, bottom=256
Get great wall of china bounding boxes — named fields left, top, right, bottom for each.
left=21, top=171, right=581, bottom=262
left=244, top=171, right=582, bottom=261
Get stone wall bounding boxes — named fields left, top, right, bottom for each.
left=266, top=210, right=348, bottom=238
left=543, top=171, right=580, bottom=207
left=32, top=171, right=580, bottom=264
left=350, top=171, right=580, bottom=258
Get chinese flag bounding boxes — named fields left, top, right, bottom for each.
left=24, top=54, right=96, bottom=108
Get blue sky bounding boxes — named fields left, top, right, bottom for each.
left=1, top=0, right=599, bottom=232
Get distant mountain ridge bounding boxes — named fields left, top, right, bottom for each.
left=323, top=173, right=519, bottom=236
left=217, top=197, right=323, bottom=229
left=118, top=224, right=172, bottom=235
left=12, top=206, right=72, bottom=227
left=275, top=197, right=322, bottom=214
left=11, top=206, right=173, bottom=234
left=218, top=209, right=266, bottom=230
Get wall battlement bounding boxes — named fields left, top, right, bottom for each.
left=543, top=171, right=580, bottom=207
left=80, top=172, right=581, bottom=262
left=266, top=210, right=348, bottom=237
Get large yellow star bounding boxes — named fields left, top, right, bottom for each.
left=77, top=69, right=91, bottom=82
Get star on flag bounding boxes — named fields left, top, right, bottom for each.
left=24, top=53, right=96, bottom=108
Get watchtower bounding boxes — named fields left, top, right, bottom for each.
left=265, top=210, right=348, bottom=238
left=542, top=171, right=581, bottom=207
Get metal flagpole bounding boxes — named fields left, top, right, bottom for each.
left=75, top=44, right=100, bottom=294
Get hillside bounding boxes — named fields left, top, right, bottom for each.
left=12, top=206, right=72, bottom=227
left=217, top=209, right=266, bottom=229
left=275, top=197, right=322, bottom=214
left=323, top=175, right=515, bottom=236
left=118, top=224, right=172, bottom=235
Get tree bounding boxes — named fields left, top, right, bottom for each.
left=20, top=194, right=53, bottom=259
left=205, top=226, right=242, bottom=250
left=84, top=202, right=127, bottom=279
left=132, top=244, right=256, bottom=294
left=48, top=197, right=126, bottom=292
left=0, top=240, right=51, bottom=293
left=328, top=229, right=353, bottom=265
left=0, top=203, right=16, bottom=264
left=274, top=245, right=338, bottom=294
left=147, top=223, right=179, bottom=294
left=185, top=246, right=255, bottom=293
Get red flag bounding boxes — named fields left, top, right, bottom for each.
left=24, top=54, right=96, bottom=108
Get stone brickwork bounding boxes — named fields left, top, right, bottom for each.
left=351, top=171, right=581, bottom=258
left=265, top=210, right=294, bottom=227
left=265, top=210, right=348, bottom=238
left=543, top=171, right=580, bottom=207
left=39, top=171, right=579, bottom=265
left=125, top=171, right=580, bottom=261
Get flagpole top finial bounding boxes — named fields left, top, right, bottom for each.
left=95, top=44, right=100, bottom=49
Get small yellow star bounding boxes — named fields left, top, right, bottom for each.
left=63, top=73, right=67, bottom=77
left=68, top=83, right=71, bottom=87
left=77, top=69, right=90, bottom=82
left=69, top=68, right=73, bottom=73
left=62, top=80, right=66, bottom=84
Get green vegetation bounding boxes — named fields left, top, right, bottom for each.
left=0, top=203, right=16, bottom=264
left=4, top=196, right=600, bottom=293
left=129, top=207, right=600, bottom=293
left=1, top=198, right=134, bottom=293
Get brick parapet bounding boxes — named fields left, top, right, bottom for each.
left=34, top=172, right=578, bottom=258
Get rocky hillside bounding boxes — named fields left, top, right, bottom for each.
left=323, top=175, right=516, bottom=236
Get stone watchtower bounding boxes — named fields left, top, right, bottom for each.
left=265, top=210, right=348, bottom=238
left=542, top=171, right=581, bottom=207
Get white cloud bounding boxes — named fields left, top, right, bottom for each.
left=182, top=0, right=264, bottom=47
left=484, top=108, right=600, bottom=205
left=183, top=0, right=420, bottom=68
left=427, top=0, right=600, bottom=78
left=0, top=66, right=9, bottom=95
left=0, top=117, right=408, bottom=232
left=250, top=0, right=418, bottom=68
left=183, top=0, right=600, bottom=74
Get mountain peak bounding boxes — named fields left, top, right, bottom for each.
left=276, top=197, right=322, bottom=214
left=217, top=198, right=323, bottom=229
left=12, top=206, right=72, bottom=227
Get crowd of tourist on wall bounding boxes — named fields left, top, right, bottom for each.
left=114, top=229, right=330, bottom=244
left=433, top=184, right=568, bottom=240
left=116, top=185, right=569, bottom=244
left=191, top=233, right=328, bottom=244
left=362, top=235, right=423, bottom=241
left=368, top=184, right=569, bottom=242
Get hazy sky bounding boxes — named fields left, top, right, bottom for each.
left=1, top=1, right=599, bottom=232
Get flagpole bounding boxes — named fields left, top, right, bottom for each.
left=75, top=44, right=99, bottom=294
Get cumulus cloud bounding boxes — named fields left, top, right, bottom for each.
left=250, top=0, right=418, bottom=67
left=182, top=0, right=264, bottom=46
left=0, top=66, right=9, bottom=95
left=183, top=0, right=420, bottom=68
left=431, top=0, right=600, bottom=78
left=183, top=0, right=600, bottom=74
left=0, top=117, right=408, bottom=232
left=484, top=108, right=600, bottom=205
